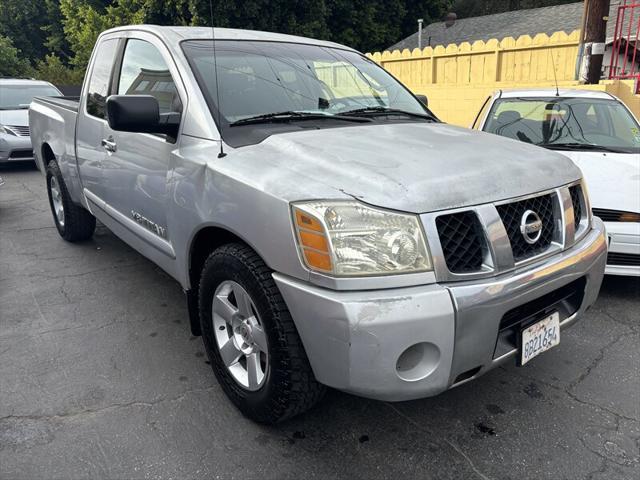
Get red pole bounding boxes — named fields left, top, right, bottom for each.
left=622, top=5, right=635, bottom=74
left=609, top=4, right=624, bottom=78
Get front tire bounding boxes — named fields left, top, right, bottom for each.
left=46, top=160, right=96, bottom=242
left=199, top=243, right=325, bottom=423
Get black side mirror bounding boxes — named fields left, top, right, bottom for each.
left=106, top=95, right=180, bottom=139
left=415, top=94, right=428, bottom=108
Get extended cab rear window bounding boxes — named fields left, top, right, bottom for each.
left=86, top=39, right=119, bottom=119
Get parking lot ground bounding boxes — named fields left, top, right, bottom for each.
left=1, top=164, right=639, bottom=480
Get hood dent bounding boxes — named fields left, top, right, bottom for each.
left=233, top=123, right=583, bottom=214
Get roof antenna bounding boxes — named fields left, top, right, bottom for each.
left=209, top=0, right=226, bottom=158
left=550, top=49, right=560, bottom=97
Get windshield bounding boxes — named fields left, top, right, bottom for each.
left=0, top=84, right=61, bottom=110
left=483, top=97, right=640, bottom=154
left=182, top=40, right=429, bottom=125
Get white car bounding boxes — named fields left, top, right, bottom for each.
left=0, top=78, right=62, bottom=164
left=474, top=89, right=640, bottom=276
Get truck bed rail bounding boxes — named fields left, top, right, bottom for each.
left=33, top=96, right=80, bottom=113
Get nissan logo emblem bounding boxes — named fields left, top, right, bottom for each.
left=520, top=210, right=543, bottom=244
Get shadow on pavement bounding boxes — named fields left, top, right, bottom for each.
left=600, top=274, right=640, bottom=298
left=0, top=161, right=39, bottom=172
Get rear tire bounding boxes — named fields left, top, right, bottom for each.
left=199, top=243, right=325, bottom=423
left=46, top=160, right=96, bottom=242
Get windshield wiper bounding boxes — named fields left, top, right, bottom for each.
left=537, top=142, right=628, bottom=153
left=340, top=106, right=437, bottom=121
left=230, top=111, right=371, bottom=126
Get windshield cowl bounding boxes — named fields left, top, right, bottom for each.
left=340, top=106, right=437, bottom=122
left=537, top=142, right=631, bottom=154
left=229, top=110, right=372, bottom=126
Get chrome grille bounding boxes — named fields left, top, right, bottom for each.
left=496, top=193, right=556, bottom=262
left=426, top=183, right=587, bottom=281
left=7, top=125, right=30, bottom=136
left=569, top=185, right=583, bottom=230
left=435, top=211, right=485, bottom=273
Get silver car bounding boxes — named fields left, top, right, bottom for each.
left=0, top=79, right=62, bottom=163
left=29, top=26, right=607, bottom=423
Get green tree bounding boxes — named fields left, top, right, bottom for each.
left=33, top=54, right=85, bottom=85
left=0, top=35, right=32, bottom=77
left=42, top=0, right=72, bottom=62
left=401, top=0, right=451, bottom=42
left=324, top=0, right=407, bottom=52
left=0, top=0, right=48, bottom=62
left=59, top=0, right=146, bottom=70
left=142, top=0, right=194, bottom=25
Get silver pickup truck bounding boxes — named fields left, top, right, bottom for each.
left=30, top=25, right=607, bottom=423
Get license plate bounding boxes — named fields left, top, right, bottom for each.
left=520, top=312, right=560, bottom=365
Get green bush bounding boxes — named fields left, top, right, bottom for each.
left=33, top=54, right=85, bottom=85
left=0, top=35, right=32, bottom=77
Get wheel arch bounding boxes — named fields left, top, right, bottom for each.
left=185, top=225, right=257, bottom=336
left=39, top=142, right=57, bottom=173
left=41, top=142, right=56, bottom=163
left=188, top=226, right=254, bottom=289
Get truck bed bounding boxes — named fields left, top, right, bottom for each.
left=33, top=96, right=80, bottom=113
left=29, top=95, right=83, bottom=202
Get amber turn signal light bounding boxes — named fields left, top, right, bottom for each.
left=293, top=207, right=332, bottom=272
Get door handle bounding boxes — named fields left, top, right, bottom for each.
left=101, top=137, right=117, bottom=153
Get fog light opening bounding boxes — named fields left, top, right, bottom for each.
left=396, top=342, right=440, bottom=382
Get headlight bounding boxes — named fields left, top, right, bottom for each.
left=0, top=125, right=16, bottom=136
left=292, top=201, right=432, bottom=276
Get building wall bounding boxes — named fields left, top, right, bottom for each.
left=367, top=30, right=640, bottom=127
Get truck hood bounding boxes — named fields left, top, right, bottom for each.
left=0, top=109, right=28, bottom=127
left=557, top=150, right=640, bottom=213
left=255, top=122, right=582, bottom=213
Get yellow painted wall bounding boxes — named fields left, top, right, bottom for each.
left=414, top=79, right=639, bottom=127
left=367, top=30, right=640, bottom=127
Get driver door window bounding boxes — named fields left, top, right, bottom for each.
left=117, top=39, right=182, bottom=114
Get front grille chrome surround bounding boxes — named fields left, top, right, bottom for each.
left=496, top=193, right=557, bottom=262
left=422, top=180, right=590, bottom=282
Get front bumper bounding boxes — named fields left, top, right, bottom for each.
left=603, top=221, right=640, bottom=276
left=274, top=217, right=607, bottom=401
left=0, top=134, right=34, bottom=162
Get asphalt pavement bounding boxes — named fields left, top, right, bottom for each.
left=1, top=164, right=638, bottom=480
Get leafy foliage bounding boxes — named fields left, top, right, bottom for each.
left=59, top=0, right=146, bottom=70
left=0, top=0, right=579, bottom=84
left=33, top=55, right=86, bottom=85
left=0, top=35, right=32, bottom=77
left=0, top=0, right=49, bottom=61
